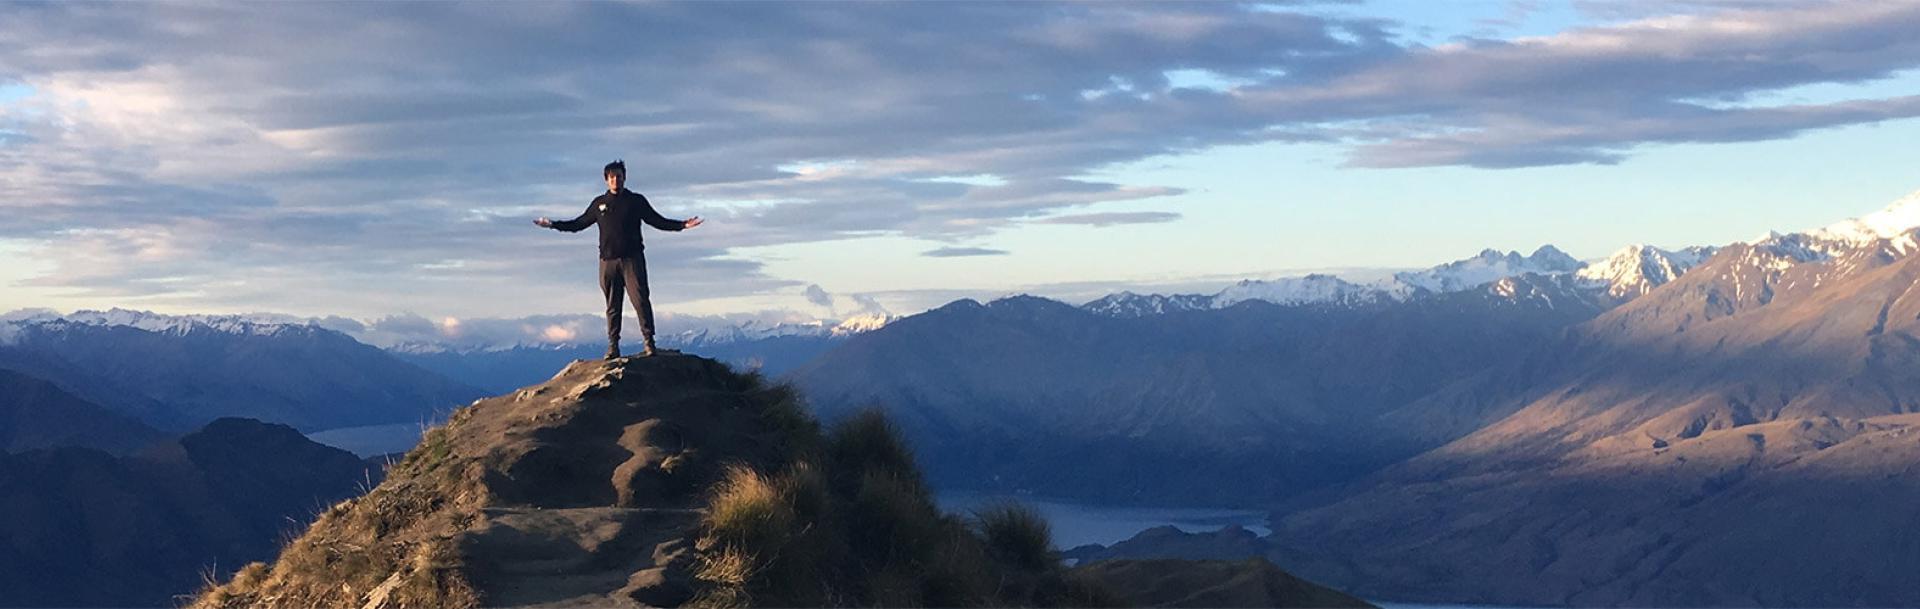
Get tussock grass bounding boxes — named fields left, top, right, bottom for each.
left=732, top=369, right=824, bottom=461
left=975, top=501, right=1057, bottom=572
left=827, top=407, right=922, bottom=488
left=704, top=465, right=791, bottom=547
left=690, top=402, right=1115, bottom=607
left=191, top=416, right=483, bottom=609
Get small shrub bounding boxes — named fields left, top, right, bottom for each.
left=975, top=501, right=1058, bottom=572
left=827, top=408, right=922, bottom=492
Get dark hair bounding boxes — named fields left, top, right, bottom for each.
left=603, top=160, right=626, bottom=177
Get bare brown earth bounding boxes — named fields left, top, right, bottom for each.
left=1271, top=238, right=1920, bottom=606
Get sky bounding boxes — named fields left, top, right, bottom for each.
left=3, top=0, right=1920, bottom=335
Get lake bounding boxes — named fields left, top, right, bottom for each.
left=936, top=490, right=1271, bottom=548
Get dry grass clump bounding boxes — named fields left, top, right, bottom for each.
left=690, top=405, right=1115, bottom=608
left=975, top=501, right=1057, bottom=572
left=730, top=370, right=824, bottom=459
left=191, top=423, right=484, bottom=609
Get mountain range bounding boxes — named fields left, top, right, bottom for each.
left=391, top=315, right=892, bottom=394
left=1264, top=193, right=1920, bottom=606
left=1085, top=243, right=1716, bottom=317
left=0, top=311, right=484, bottom=432
left=10, top=189, right=1920, bottom=607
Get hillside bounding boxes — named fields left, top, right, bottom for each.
left=790, top=277, right=1613, bottom=504
left=0, top=418, right=379, bottom=607
left=1267, top=226, right=1920, bottom=605
left=0, top=368, right=162, bottom=454
left=194, top=354, right=1369, bottom=608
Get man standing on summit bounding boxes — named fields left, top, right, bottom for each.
left=536, top=160, right=704, bottom=359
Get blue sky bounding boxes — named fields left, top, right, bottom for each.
left=2, top=1, right=1919, bottom=331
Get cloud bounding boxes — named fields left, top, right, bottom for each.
left=336, top=309, right=845, bottom=349
left=922, top=246, right=1011, bottom=258
left=2, top=2, right=1919, bottom=314
left=803, top=284, right=834, bottom=309
left=847, top=293, right=892, bottom=317
left=1034, top=211, right=1182, bottom=227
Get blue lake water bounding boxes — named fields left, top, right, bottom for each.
left=936, top=490, right=1271, bottom=548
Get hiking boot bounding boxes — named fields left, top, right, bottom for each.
left=605, top=345, right=621, bottom=360
left=640, top=337, right=676, bottom=357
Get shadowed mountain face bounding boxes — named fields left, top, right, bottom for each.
left=789, top=278, right=1616, bottom=505
left=0, top=368, right=162, bottom=454
left=0, top=320, right=485, bottom=432
left=1268, top=235, right=1920, bottom=607
left=0, top=418, right=380, bottom=608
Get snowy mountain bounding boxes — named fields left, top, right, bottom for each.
left=1083, top=245, right=1643, bottom=317
left=1801, top=189, right=1920, bottom=255
left=664, top=313, right=898, bottom=349
left=1572, top=244, right=1719, bottom=298
left=1, top=308, right=324, bottom=340
left=1080, top=292, right=1218, bottom=317
left=0, top=309, right=482, bottom=432
left=1213, top=274, right=1397, bottom=308
left=1390, top=245, right=1583, bottom=293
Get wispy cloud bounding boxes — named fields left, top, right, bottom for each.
left=922, top=247, right=1011, bottom=258
left=1034, top=211, right=1183, bottom=227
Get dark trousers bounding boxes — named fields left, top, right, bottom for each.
left=599, top=255, right=655, bottom=348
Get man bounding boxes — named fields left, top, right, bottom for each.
left=536, top=160, right=704, bottom=359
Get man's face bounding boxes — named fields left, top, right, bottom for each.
left=605, top=171, right=625, bottom=192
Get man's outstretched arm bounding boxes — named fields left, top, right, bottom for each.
left=635, top=193, right=704, bottom=231
left=536, top=201, right=600, bottom=232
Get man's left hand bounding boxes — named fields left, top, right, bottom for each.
left=684, top=216, right=704, bottom=229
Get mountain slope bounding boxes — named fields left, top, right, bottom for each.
left=1268, top=216, right=1920, bottom=606
left=1, top=313, right=485, bottom=431
left=0, top=368, right=163, bottom=454
left=792, top=281, right=1612, bottom=504
left=0, top=418, right=379, bottom=608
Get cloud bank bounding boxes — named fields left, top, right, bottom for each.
left=1, top=2, right=1917, bottom=315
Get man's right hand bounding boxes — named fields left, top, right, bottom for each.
left=534, top=217, right=553, bottom=228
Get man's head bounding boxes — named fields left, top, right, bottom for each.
left=603, top=160, right=626, bottom=192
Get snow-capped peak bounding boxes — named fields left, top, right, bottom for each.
left=1795, top=189, right=1920, bottom=256
left=1808, top=189, right=1920, bottom=246
left=829, top=313, right=897, bottom=336
left=1391, top=245, right=1585, bottom=293
left=1081, top=291, right=1214, bottom=317
left=5, top=308, right=320, bottom=338
left=1213, top=274, right=1386, bottom=308
left=1573, top=244, right=1718, bottom=298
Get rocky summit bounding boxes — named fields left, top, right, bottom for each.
left=193, top=355, right=805, bottom=608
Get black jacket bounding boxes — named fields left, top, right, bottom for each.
left=551, top=188, right=687, bottom=259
